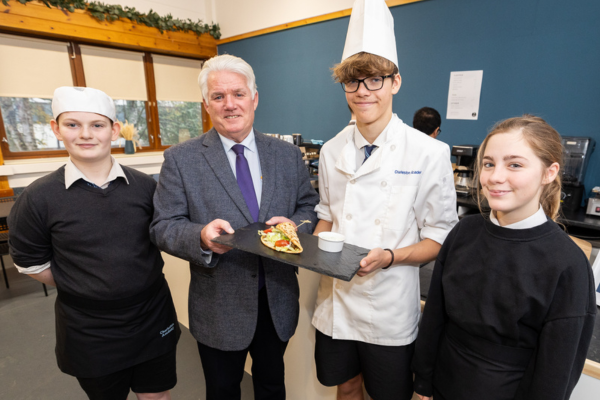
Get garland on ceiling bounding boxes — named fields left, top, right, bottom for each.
left=3, top=0, right=221, bottom=39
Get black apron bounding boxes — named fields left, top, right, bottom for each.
left=54, top=275, right=180, bottom=378
left=433, top=322, right=534, bottom=400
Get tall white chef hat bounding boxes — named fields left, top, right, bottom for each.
left=52, top=86, right=117, bottom=122
left=341, top=0, right=398, bottom=69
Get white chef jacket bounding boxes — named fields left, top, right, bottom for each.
left=312, top=114, right=458, bottom=346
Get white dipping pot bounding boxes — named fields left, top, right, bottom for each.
left=318, top=232, right=345, bottom=253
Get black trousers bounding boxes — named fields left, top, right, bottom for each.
left=197, top=287, right=288, bottom=400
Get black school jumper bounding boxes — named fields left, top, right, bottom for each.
left=8, top=166, right=180, bottom=378
left=412, top=214, right=596, bottom=400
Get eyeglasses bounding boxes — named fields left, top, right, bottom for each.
left=341, top=74, right=395, bottom=93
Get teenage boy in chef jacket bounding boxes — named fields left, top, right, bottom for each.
left=311, top=1, right=458, bottom=399
left=8, top=87, right=179, bottom=400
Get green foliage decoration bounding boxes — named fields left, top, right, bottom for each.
left=3, top=0, right=221, bottom=39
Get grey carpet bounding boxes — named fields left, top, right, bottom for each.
left=0, top=256, right=254, bottom=400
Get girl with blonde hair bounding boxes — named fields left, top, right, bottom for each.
left=412, top=115, right=596, bottom=400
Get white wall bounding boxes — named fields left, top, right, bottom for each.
left=115, top=0, right=355, bottom=38
left=116, top=0, right=216, bottom=25
left=215, top=0, right=355, bottom=39
left=162, top=253, right=191, bottom=328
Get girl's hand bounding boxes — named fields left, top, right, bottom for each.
left=357, top=248, right=392, bottom=277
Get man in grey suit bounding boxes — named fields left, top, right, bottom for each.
left=150, top=54, right=319, bottom=400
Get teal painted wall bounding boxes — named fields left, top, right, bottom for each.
left=219, top=0, right=600, bottom=193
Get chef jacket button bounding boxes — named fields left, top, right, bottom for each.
left=443, top=177, right=446, bottom=183
left=375, top=219, right=380, bottom=225
left=381, top=181, right=387, bottom=187
left=346, top=214, right=352, bottom=220
left=350, top=180, right=356, bottom=184
left=336, top=283, right=342, bottom=290
left=391, top=145, right=396, bottom=151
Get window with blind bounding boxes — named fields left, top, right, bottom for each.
left=79, top=45, right=149, bottom=149
left=0, top=32, right=207, bottom=160
left=0, top=34, right=73, bottom=153
left=153, top=54, right=204, bottom=145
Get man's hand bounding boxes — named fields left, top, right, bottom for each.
left=200, top=219, right=235, bottom=254
left=417, top=395, right=431, bottom=400
left=266, top=216, right=296, bottom=227
left=357, top=248, right=392, bottom=277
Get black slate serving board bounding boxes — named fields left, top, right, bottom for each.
left=211, top=222, right=368, bottom=281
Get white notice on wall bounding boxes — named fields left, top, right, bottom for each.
left=446, top=70, right=483, bottom=120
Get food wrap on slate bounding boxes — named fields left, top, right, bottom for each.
left=258, top=222, right=303, bottom=254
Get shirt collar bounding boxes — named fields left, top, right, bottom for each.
left=218, top=128, right=257, bottom=154
left=64, top=156, right=129, bottom=189
left=490, top=205, right=547, bottom=229
left=353, top=114, right=395, bottom=150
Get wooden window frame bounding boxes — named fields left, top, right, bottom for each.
left=0, top=30, right=212, bottom=160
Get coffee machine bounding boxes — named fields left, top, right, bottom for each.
left=561, top=137, right=595, bottom=211
left=452, top=145, right=479, bottom=196
left=299, top=143, right=321, bottom=190
left=586, top=186, right=600, bottom=217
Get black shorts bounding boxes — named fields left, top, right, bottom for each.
left=315, top=330, right=414, bottom=400
left=76, top=349, right=177, bottom=400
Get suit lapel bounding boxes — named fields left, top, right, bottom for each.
left=256, top=131, right=275, bottom=222
left=201, top=129, right=255, bottom=224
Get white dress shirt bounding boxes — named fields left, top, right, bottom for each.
left=200, top=129, right=263, bottom=262
left=15, top=157, right=129, bottom=274
left=353, top=124, right=385, bottom=170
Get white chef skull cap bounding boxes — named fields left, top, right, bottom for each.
left=341, top=0, right=399, bottom=69
left=52, top=86, right=117, bottom=122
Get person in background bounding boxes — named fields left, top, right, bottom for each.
left=150, top=54, right=318, bottom=400
left=413, top=106, right=441, bottom=138
left=311, top=1, right=458, bottom=399
left=412, top=115, right=596, bottom=400
left=8, top=86, right=180, bottom=400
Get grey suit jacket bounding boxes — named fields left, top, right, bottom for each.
left=150, top=128, right=319, bottom=351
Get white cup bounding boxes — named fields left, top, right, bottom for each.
left=318, top=232, right=345, bottom=252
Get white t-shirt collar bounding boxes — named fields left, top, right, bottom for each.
left=489, top=205, right=547, bottom=229
left=64, top=156, right=129, bottom=189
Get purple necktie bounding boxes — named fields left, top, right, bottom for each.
left=232, top=144, right=264, bottom=289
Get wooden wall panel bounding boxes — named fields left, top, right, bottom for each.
left=0, top=1, right=217, bottom=59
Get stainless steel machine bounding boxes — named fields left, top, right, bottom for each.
left=300, top=143, right=321, bottom=190
left=586, top=186, right=600, bottom=217
left=561, top=137, right=595, bottom=211
left=452, top=145, right=479, bottom=196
